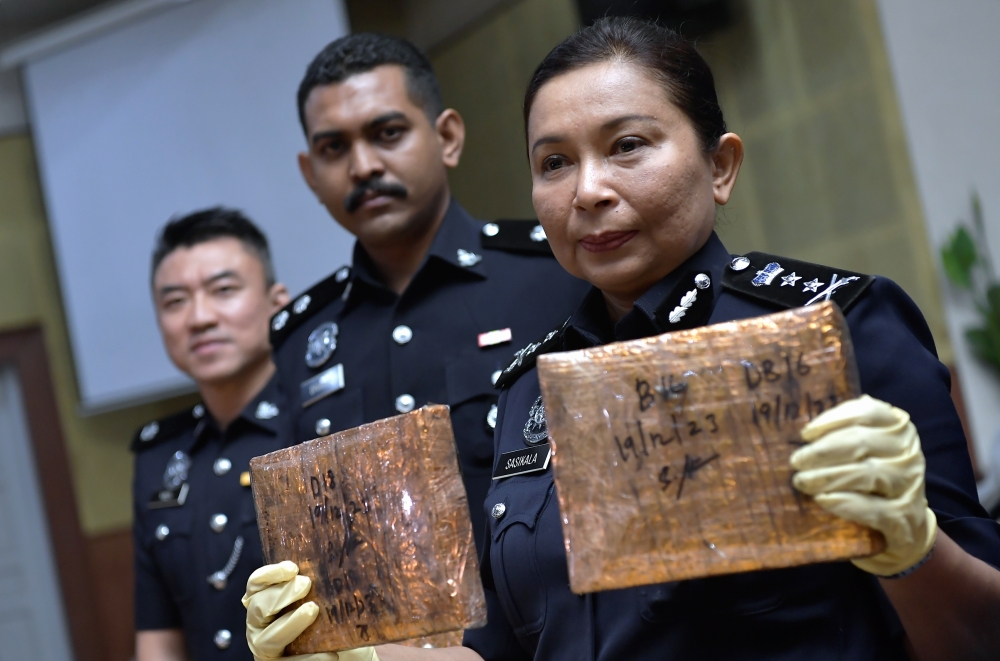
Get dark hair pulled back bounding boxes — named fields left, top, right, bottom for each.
left=524, top=16, right=727, bottom=151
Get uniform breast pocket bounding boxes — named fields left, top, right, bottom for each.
left=298, top=387, right=364, bottom=443
left=146, top=509, right=195, bottom=604
left=445, top=351, right=506, bottom=466
left=486, top=477, right=554, bottom=638
left=638, top=571, right=785, bottom=623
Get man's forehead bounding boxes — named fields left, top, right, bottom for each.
left=154, top=238, right=257, bottom=284
left=303, top=64, right=423, bottom=132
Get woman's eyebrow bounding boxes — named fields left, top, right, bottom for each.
left=531, top=134, right=564, bottom=154
left=600, top=114, right=658, bottom=131
left=531, top=114, right=659, bottom=154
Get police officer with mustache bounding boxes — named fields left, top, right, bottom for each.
left=269, top=33, right=588, bottom=556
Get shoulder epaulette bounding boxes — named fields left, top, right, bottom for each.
left=270, top=265, right=352, bottom=350
left=722, top=252, right=874, bottom=313
left=494, top=319, right=570, bottom=390
left=130, top=404, right=203, bottom=453
left=480, top=219, right=554, bottom=256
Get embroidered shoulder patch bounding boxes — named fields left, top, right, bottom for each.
left=722, top=252, right=874, bottom=313
left=270, top=266, right=352, bottom=350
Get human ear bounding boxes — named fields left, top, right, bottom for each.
left=268, top=283, right=290, bottom=312
left=435, top=109, right=466, bottom=169
left=297, top=151, right=319, bottom=195
left=710, top=133, right=744, bottom=205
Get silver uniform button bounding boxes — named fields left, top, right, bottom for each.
left=486, top=404, right=498, bottom=430
left=730, top=256, right=751, bottom=271
left=335, top=266, right=351, bottom=283
left=140, top=422, right=159, bottom=442
left=315, top=418, right=332, bottom=436
left=271, top=309, right=289, bottom=331
left=214, top=629, right=232, bottom=650
left=491, top=369, right=502, bottom=386
left=213, top=458, right=232, bottom=476
left=155, top=524, right=170, bottom=540
left=694, top=273, right=711, bottom=289
left=210, top=513, right=228, bottom=533
left=192, top=404, right=205, bottom=419
left=395, top=394, right=416, bottom=413
left=491, top=503, right=506, bottom=520
left=293, top=294, right=312, bottom=315
left=482, top=222, right=499, bottom=237
left=392, top=325, right=413, bottom=345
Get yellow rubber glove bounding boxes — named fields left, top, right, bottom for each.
left=242, top=561, right=379, bottom=661
left=790, top=395, right=937, bottom=577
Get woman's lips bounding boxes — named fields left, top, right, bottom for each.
left=579, top=230, right=638, bottom=253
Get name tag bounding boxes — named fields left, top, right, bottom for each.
left=301, top=364, right=345, bottom=407
left=148, top=482, right=189, bottom=509
left=493, top=444, right=551, bottom=480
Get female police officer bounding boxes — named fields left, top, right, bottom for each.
left=244, top=17, right=1000, bottom=661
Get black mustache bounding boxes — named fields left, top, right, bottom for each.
left=344, top=178, right=408, bottom=213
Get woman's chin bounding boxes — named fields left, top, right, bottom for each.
left=576, top=253, right=652, bottom=294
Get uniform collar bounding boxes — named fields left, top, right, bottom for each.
left=347, top=198, right=487, bottom=302
left=423, top=199, right=489, bottom=278
left=188, top=373, right=284, bottom=453
left=565, top=232, right=731, bottom=347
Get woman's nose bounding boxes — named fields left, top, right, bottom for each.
left=573, top=159, right=618, bottom=212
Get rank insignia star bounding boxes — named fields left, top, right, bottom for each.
left=780, top=272, right=802, bottom=287
left=802, top=278, right=824, bottom=293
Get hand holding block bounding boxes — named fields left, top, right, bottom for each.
left=536, top=301, right=885, bottom=594
left=249, top=405, right=486, bottom=653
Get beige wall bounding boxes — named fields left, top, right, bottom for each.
left=699, top=0, right=948, bottom=358
left=0, top=134, right=196, bottom=535
left=430, top=0, right=580, bottom=220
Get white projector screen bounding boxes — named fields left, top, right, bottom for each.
left=23, top=0, right=354, bottom=412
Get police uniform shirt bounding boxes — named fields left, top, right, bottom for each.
left=269, top=200, right=589, bottom=550
left=465, top=232, right=1000, bottom=660
left=132, top=376, right=290, bottom=660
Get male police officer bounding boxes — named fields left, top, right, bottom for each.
left=270, top=34, right=589, bottom=552
left=133, top=208, right=291, bottom=660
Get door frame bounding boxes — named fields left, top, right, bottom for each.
left=0, top=325, right=105, bottom=661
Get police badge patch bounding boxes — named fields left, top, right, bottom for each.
left=305, top=321, right=339, bottom=368
left=149, top=450, right=191, bottom=509
left=523, top=395, right=548, bottom=445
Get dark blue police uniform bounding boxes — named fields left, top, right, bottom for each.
left=465, top=232, right=1000, bottom=660
left=268, top=200, right=589, bottom=552
left=132, top=376, right=290, bottom=660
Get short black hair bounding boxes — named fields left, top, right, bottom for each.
left=297, top=32, right=444, bottom=135
left=151, top=207, right=276, bottom=287
left=525, top=16, right=727, bottom=151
